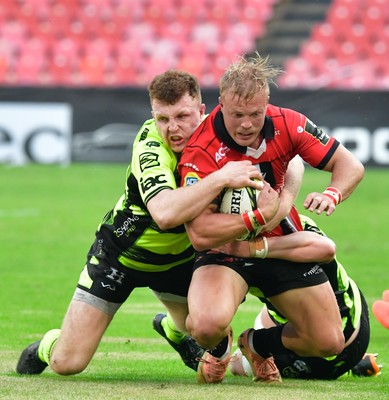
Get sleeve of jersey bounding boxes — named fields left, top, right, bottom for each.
left=179, top=146, right=217, bottom=187
left=288, top=109, right=340, bottom=170
left=131, top=126, right=178, bottom=205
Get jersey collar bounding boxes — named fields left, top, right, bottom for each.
left=214, top=108, right=275, bottom=153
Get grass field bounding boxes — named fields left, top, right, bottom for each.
left=1, top=164, right=388, bottom=399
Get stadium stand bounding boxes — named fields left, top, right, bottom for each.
left=0, top=0, right=276, bottom=87
left=278, top=0, right=389, bottom=90
left=0, top=0, right=277, bottom=87
left=0, top=0, right=388, bottom=89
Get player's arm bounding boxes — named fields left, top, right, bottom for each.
left=185, top=182, right=280, bottom=251
left=262, top=155, right=304, bottom=232
left=214, top=231, right=336, bottom=263
left=304, top=144, right=364, bottom=216
left=148, top=160, right=262, bottom=230
left=212, top=157, right=335, bottom=261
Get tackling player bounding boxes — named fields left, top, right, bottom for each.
left=16, top=70, right=263, bottom=377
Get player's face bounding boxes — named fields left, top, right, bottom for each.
left=152, top=93, right=206, bottom=154
left=219, top=91, right=269, bottom=149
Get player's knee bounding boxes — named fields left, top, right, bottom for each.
left=188, top=318, right=227, bottom=349
left=311, top=330, right=345, bottom=357
left=50, top=353, right=88, bottom=375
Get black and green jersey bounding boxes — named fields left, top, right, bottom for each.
left=96, top=119, right=194, bottom=272
left=267, top=214, right=362, bottom=344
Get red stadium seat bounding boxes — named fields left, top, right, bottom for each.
left=0, top=53, right=10, bottom=83
left=0, top=0, right=280, bottom=87
left=111, top=55, right=136, bottom=86
left=279, top=0, right=389, bottom=90
left=78, top=54, right=109, bottom=86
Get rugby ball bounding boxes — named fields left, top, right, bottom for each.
left=219, top=184, right=261, bottom=240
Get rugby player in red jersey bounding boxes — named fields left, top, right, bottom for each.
left=179, top=53, right=365, bottom=384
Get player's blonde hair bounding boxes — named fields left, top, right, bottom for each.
left=220, top=52, right=282, bottom=102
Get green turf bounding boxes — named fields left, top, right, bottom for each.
left=1, top=164, right=388, bottom=399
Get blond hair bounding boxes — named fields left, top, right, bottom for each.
left=220, top=53, right=282, bottom=102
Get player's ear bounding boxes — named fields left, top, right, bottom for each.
left=200, top=103, right=206, bottom=116
left=218, top=96, right=223, bottom=108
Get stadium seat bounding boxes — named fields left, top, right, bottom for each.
left=281, top=0, right=389, bottom=90
left=14, top=52, right=46, bottom=85
left=0, top=53, right=9, bottom=83
left=111, top=55, right=136, bottom=86
left=78, top=53, right=109, bottom=86
left=224, top=23, right=258, bottom=54
left=1, top=0, right=387, bottom=90
left=0, top=0, right=335, bottom=88
left=326, top=4, right=357, bottom=30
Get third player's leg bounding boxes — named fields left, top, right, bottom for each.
left=269, top=282, right=344, bottom=358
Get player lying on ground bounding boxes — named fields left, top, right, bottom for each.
left=228, top=215, right=382, bottom=380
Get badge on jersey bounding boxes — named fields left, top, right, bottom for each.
left=139, top=152, right=160, bottom=172
left=184, top=172, right=200, bottom=186
left=304, top=118, right=330, bottom=145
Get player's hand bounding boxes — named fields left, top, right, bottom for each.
left=257, top=182, right=280, bottom=222
left=220, top=161, right=263, bottom=190
left=303, top=192, right=336, bottom=216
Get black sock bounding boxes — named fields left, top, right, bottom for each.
left=252, top=325, right=288, bottom=358
left=208, top=335, right=229, bottom=359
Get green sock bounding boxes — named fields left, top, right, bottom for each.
left=161, top=314, right=186, bottom=344
left=38, top=329, right=61, bottom=364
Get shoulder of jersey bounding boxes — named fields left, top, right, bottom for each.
left=134, top=119, right=165, bottom=148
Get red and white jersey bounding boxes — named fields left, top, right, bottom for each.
left=179, top=104, right=340, bottom=236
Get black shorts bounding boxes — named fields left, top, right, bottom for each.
left=76, top=239, right=194, bottom=304
left=274, top=292, right=370, bottom=380
left=194, top=251, right=328, bottom=297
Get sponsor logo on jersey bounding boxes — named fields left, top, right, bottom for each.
left=146, top=140, right=160, bottom=148
left=114, top=215, right=139, bottom=237
left=139, top=127, right=149, bottom=141
left=215, top=143, right=230, bottom=162
left=184, top=172, right=200, bottom=186
left=139, top=152, right=160, bottom=171
left=304, top=118, right=330, bottom=145
left=140, top=174, right=168, bottom=193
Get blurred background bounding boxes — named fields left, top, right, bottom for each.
left=0, top=0, right=388, bottom=166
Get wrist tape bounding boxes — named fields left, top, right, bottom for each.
left=249, top=237, right=268, bottom=258
left=242, top=209, right=266, bottom=234
left=322, top=186, right=342, bottom=205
